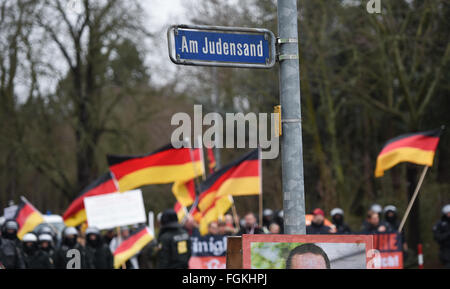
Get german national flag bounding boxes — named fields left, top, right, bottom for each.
left=174, top=201, right=188, bottom=222
left=107, top=144, right=204, bottom=192
left=15, top=197, right=45, bottom=240
left=197, top=149, right=260, bottom=212
left=199, top=194, right=233, bottom=235
left=375, top=128, right=442, bottom=177
left=113, top=226, right=154, bottom=269
left=63, top=172, right=118, bottom=227
left=172, top=179, right=196, bottom=207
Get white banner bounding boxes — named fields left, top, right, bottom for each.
left=3, top=205, right=18, bottom=219
left=84, top=190, right=146, bottom=229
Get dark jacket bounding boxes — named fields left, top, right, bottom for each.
left=157, top=222, right=191, bottom=269
left=360, top=221, right=393, bottom=235
left=24, top=249, right=54, bottom=269
left=433, top=215, right=450, bottom=266
left=85, top=243, right=113, bottom=269
left=54, top=242, right=90, bottom=269
left=306, top=222, right=332, bottom=234
left=0, top=237, right=26, bottom=269
left=333, top=222, right=352, bottom=234
left=238, top=225, right=264, bottom=236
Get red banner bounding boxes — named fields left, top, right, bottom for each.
left=189, top=256, right=226, bottom=269
left=372, top=233, right=403, bottom=269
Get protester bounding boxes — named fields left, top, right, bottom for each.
left=156, top=209, right=191, bottom=269
left=306, top=208, right=335, bottom=234
left=273, top=210, right=284, bottom=234
left=218, top=220, right=233, bottom=236
left=207, top=221, right=219, bottom=236
left=262, top=209, right=274, bottom=233
left=85, top=227, right=113, bottom=269
left=102, top=229, right=116, bottom=246
left=330, top=208, right=352, bottom=234
left=360, top=210, right=392, bottom=234
left=269, top=222, right=281, bottom=234
left=22, top=233, right=54, bottom=269
left=237, top=212, right=264, bottom=235
left=54, top=227, right=89, bottom=269
left=183, top=215, right=201, bottom=237
left=224, top=214, right=237, bottom=233
left=433, top=204, right=450, bottom=268
left=109, top=226, right=139, bottom=269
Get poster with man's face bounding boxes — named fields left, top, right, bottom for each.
left=242, top=235, right=375, bottom=269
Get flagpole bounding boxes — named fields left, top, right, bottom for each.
left=258, top=148, right=263, bottom=227
left=186, top=136, right=205, bottom=218
left=398, top=166, right=429, bottom=233
left=116, top=226, right=126, bottom=269
left=230, top=196, right=240, bottom=232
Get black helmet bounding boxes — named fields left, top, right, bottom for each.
left=160, top=209, right=178, bottom=226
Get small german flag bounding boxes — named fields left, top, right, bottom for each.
left=15, top=197, right=45, bottom=240
left=113, top=226, right=154, bottom=269
left=172, top=179, right=196, bottom=207
left=174, top=201, right=188, bottom=222
left=199, top=194, right=233, bottom=235
left=197, top=149, right=260, bottom=212
left=375, top=128, right=442, bottom=177
left=107, top=144, right=204, bottom=192
left=63, top=172, right=118, bottom=227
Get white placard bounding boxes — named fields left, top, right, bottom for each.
left=3, top=205, right=18, bottom=219
left=84, top=190, right=146, bottom=230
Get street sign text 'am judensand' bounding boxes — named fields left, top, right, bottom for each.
left=167, top=25, right=276, bottom=68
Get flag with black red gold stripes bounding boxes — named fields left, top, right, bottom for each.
left=375, top=128, right=442, bottom=177
left=107, top=144, right=204, bottom=192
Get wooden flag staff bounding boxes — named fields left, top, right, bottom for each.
left=398, top=166, right=429, bottom=233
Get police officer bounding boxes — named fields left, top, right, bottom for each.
left=157, top=209, right=191, bottom=269
left=85, top=227, right=113, bottom=269
left=22, top=232, right=54, bottom=269
left=383, top=205, right=400, bottom=231
left=433, top=204, right=450, bottom=268
left=1, top=219, right=26, bottom=266
left=0, top=229, right=26, bottom=269
left=330, top=208, right=352, bottom=234
left=38, top=233, right=55, bottom=260
left=2, top=220, right=21, bottom=245
left=262, top=209, right=274, bottom=233
left=54, top=227, right=89, bottom=269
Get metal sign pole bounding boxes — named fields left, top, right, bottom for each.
left=277, top=0, right=306, bottom=234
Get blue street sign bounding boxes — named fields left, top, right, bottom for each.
left=167, top=25, right=276, bottom=68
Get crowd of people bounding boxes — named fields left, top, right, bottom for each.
left=1, top=203, right=449, bottom=269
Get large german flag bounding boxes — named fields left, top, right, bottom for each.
left=15, top=197, right=45, bottom=240
left=113, top=226, right=154, bottom=269
left=197, top=149, right=260, bottom=212
left=63, top=172, right=118, bottom=227
left=107, top=144, right=204, bottom=192
left=172, top=179, right=196, bottom=207
left=375, top=128, right=442, bottom=177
